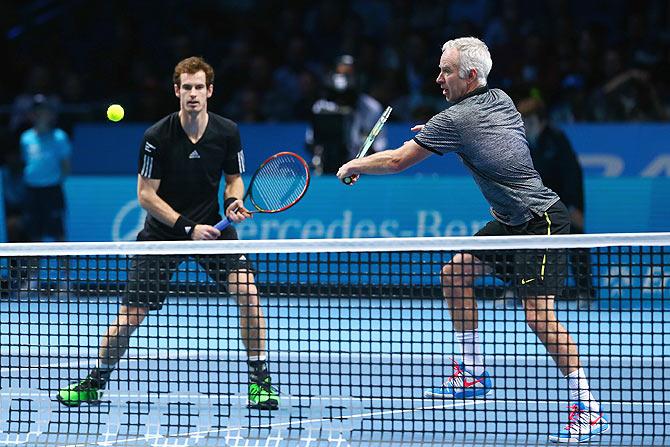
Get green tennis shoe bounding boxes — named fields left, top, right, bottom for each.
left=248, top=377, right=279, bottom=410
left=57, top=376, right=103, bottom=406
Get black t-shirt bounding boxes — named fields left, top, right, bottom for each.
left=137, top=112, right=245, bottom=239
left=529, top=126, right=584, bottom=214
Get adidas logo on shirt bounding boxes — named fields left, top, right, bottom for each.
left=189, top=150, right=201, bottom=159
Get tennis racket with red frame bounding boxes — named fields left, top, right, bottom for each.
left=215, top=152, right=310, bottom=231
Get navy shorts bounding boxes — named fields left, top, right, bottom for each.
left=472, top=201, right=570, bottom=297
left=25, top=185, right=65, bottom=242
left=122, top=225, right=253, bottom=310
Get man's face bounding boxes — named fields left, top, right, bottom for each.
left=436, top=48, right=470, bottom=102
left=175, top=71, right=212, bottom=113
left=32, top=107, right=55, bottom=130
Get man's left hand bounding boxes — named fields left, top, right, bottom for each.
left=191, top=225, right=221, bottom=240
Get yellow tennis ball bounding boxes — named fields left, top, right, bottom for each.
left=107, top=104, right=124, bottom=122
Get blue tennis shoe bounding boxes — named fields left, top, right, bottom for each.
left=549, top=402, right=610, bottom=443
left=424, top=359, right=493, bottom=399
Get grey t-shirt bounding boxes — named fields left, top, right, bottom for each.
left=414, top=87, right=559, bottom=226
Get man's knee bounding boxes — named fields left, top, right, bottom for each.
left=228, top=270, right=259, bottom=304
left=441, top=253, right=477, bottom=288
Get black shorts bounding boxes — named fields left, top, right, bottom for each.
left=122, top=225, right=253, bottom=310
left=473, top=201, right=570, bottom=297
left=25, top=185, right=65, bottom=241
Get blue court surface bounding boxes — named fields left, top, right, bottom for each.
left=1, top=295, right=669, bottom=446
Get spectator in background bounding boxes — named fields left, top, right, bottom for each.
left=306, top=55, right=387, bottom=174
left=391, top=33, right=441, bottom=122
left=592, top=65, right=668, bottom=121
left=273, top=36, right=322, bottom=119
left=517, top=97, right=595, bottom=299
left=0, top=129, right=26, bottom=243
left=548, top=74, right=593, bottom=123
left=10, top=66, right=60, bottom=135
left=223, top=55, right=276, bottom=122
left=19, top=94, right=71, bottom=242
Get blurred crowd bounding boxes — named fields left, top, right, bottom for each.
left=2, top=0, right=670, bottom=128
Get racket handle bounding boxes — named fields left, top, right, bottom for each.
left=342, top=174, right=359, bottom=185
left=214, top=217, right=232, bottom=231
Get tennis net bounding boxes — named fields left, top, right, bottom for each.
left=1, top=233, right=669, bottom=446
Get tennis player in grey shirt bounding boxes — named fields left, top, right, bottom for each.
left=337, top=37, right=609, bottom=443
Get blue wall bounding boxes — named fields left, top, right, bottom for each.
left=65, top=176, right=669, bottom=242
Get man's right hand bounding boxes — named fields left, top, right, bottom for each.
left=190, top=225, right=221, bottom=240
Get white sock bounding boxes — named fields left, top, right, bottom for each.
left=455, top=331, right=485, bottom=376
left=247, top=355, right=267, bottom=362
left=567, top=368, right=599, bottom=413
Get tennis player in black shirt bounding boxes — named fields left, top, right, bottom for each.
left=57, top=57, right=279, bottom=410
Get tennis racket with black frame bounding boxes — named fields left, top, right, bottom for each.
left=215, top=152, right=310, bottom=231
left=342, top=106, right=392, bottom=185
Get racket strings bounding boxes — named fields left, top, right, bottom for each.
left=251, top=157, right=308, bottom=211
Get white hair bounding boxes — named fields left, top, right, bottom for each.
left=442, top=37, right=492, bottom=86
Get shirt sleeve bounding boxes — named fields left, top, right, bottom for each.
left=413, top=111, right=460, bottom=155
left=138, top=133, right=161, bottom=179
left=223, top=125, right=245, bottom=175
left=19, top=131, right=29, bottom=160
left=55, top=129, right=72, bottom=159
